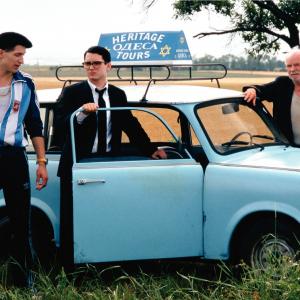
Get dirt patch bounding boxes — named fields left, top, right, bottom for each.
left=34, top=77, right=64, bottom=90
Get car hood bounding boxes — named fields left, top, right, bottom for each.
left=222, top=146, right=300, bottom=171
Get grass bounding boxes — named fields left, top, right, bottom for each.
left=0, top=257, right=300, bottom=299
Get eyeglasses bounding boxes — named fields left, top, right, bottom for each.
left=82, top=61, right=106, bottom=68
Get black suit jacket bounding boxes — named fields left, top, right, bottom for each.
left=55, top=81, right=156, bottom=176
left=243, top=76, right=295, bottom=144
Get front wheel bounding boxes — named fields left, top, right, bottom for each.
left=236, top=218, right=300, bottom=269
left=0, top=208, right=56, bottom=265
left=31, top=211, right=57, bottom=266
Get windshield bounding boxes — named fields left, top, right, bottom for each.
left=196, top=98, right=285, bottom=154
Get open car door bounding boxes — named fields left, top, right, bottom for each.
left=70, top=107, right=204, bottom=264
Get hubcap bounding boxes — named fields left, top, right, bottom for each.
left=251, top=234, right=295, bottom=269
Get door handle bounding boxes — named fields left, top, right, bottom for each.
left=77, top=179, right=106, bottom=185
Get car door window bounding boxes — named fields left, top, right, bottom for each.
left=71, top=107, right=190, bottom=162
left=122, top=107, right=181, bottom=143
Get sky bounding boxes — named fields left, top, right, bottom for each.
left=0, top=0, right=285, bottom=65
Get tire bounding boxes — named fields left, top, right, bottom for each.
left=236, top=218, right=300, bottom=269
left=0, top=206, right=57, bottom=266
left=31, top=211, right=57, bottom=266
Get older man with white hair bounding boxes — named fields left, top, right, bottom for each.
left=243, top=48, right=300, bottom=146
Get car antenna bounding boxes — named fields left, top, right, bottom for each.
left=140, top=79, right=156, bottom=102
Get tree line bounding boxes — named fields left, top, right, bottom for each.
left=193, top=54, right=285, bottom=71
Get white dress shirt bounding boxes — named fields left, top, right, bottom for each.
left=76, top=81, right=112, bottom=152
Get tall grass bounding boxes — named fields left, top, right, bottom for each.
left=1, top=257, right=300, bottom=299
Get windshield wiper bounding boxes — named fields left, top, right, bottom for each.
left=222, top=140, right=249, bottom=148
left=252, top=142, right=265, bottom=151
left=252, top=134, right=274, bottom=141
left=253, top=134, right=291, bottom=148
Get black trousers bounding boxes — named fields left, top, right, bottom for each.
left=0, top=146, right=34, bottom=286
left=59, top=170, right=74, bottom=270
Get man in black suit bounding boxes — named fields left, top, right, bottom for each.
left=243, top=48, right=300, bottom=146
left=55, top=46, right=166, bottom=267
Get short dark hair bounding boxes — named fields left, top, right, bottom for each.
left=84, top=46, right=111, bottom=63
left=0, top=32, right=32, bottom=51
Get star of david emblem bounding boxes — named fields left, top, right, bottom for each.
left=159, top=45, right=171, bottom=57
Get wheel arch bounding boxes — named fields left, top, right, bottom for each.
left=31, top=206, right=55, bottom=240
left=0, top=203, right=57, bottom=261
left=229, top=211, right=300, bottom=262
left=31, top=205, right=58, bottom=263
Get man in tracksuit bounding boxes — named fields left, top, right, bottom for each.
left=0, top=32, right=48, bottom=287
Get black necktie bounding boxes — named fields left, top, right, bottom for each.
left=95, top=88, right=107, bottom=154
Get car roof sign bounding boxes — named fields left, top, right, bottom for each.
left=98, top=31, right=192, bottom=66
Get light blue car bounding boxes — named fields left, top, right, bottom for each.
left=1, top=67, right=300, bottom=269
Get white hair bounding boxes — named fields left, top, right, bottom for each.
left=285, top=47, right=300, bottom=63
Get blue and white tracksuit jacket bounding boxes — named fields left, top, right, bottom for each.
left=0, top=71, right=43, bottom=147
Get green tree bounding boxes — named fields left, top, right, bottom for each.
left=163, top=0, right=300, bottom=55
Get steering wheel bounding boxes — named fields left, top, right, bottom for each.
left=159, top=146, right=184, bottom=159
left=222, top=131, right=253, bottom=148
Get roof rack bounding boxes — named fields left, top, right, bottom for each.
left=55, top=63, right=227, bottom=88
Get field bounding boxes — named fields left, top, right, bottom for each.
left=33, top=70, right=285, bottom=91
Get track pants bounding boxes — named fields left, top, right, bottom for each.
left=0, top=146, right=34, bottom=286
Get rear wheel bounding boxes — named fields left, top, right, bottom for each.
left=236, top=218, right=300, bottom=269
